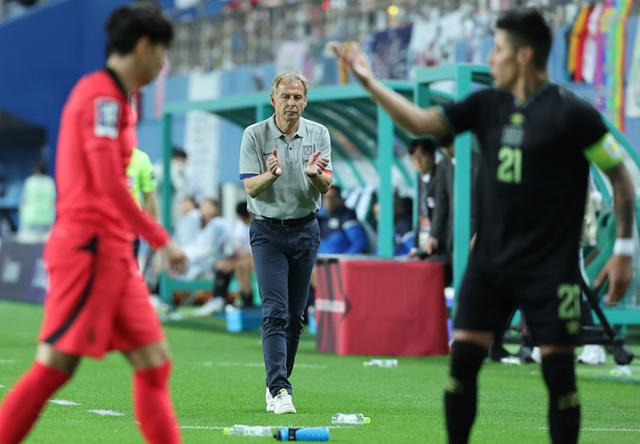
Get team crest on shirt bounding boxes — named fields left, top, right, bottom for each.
left=500, top=124, right=524, bottom=146
left=94, top=98, right=120, bottom=139
left=303, top=145, right=314, bottom=157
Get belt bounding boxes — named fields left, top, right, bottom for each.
left=255, top=213, right=316, bottom=226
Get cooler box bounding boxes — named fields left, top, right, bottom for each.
left=315, top=258, right=449, bottom=356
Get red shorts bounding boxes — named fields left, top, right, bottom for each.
left=39, top=230, right=163, bottom=359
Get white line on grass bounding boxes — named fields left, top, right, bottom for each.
left=181, top=424, right=353, bottom=430
left=88, top=409, right=125, bottom=417
left=50, top=399, right=81, bottom=406
left=540, top=427, right=640, bottom=433
left=181, top=426, right=225, bottom=430
left=208, top=362, right=326, bottom=369
left=582, top=427, right=640, bottom=433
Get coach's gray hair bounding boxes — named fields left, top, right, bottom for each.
left=271, top=72, right=308, bottom=98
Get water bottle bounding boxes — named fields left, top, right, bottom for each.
left=274, top=427, right=329, bottom=441
left=331, top=413, right=371, bottom=425
left=363, top=358, right=398, bottom=368
left=223, top=424, right=275, bottom=437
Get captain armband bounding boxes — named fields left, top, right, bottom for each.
left=584, top=132, right=623, bottom=171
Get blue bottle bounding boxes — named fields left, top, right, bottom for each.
left=274, top=427, right=330, bottom=441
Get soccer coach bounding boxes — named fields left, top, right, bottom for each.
left=239, top=72, right=332, bottom=415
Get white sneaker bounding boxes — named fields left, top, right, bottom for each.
left=265, top=387, right=275, bottom=412
left=578, top=345, right=606, bottom=364
left=272, top=388, right=296, bottom=414
left=194, top=297, right=225, bottom=316
left=531, top=346, right=541, bottom=364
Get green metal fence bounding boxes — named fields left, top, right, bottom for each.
left=160, top=64, right=640, bottom=327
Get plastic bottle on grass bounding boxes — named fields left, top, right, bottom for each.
left=274, top=427, right=329, bottom=441
left=363, top=358, right=397, bottom=368
left=223, top=424, right=275, bottom=437
left=331, top=413, right=371, bottom=425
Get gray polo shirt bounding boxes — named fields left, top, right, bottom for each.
left=239, top=115, right=332, bottom=219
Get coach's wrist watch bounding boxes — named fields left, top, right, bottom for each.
left=613, top=238, right=635, bottom=256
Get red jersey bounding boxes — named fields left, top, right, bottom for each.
left=52, top=68, right=168, bottom=256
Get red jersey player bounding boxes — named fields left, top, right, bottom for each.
left=0, top=5, right=186, bottom=443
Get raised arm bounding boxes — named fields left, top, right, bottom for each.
left=331, top=42, right=448, bottom=136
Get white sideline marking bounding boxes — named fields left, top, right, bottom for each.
left=209, top=362, right=326, bottom=369
left=50, top=399, right=81, bottom=406
left=181, top=426, right=225, bottom=430
left=540, top=427, right=640, bottom=433
left=583, top=427, right=640, bottom=433
left=0, top=360, right=16, bottom=364
left=181, top=424, right=352, bottom=430
left=88, top=409, right=125, bottom=417
left=0, top=384, right=5, bottom=389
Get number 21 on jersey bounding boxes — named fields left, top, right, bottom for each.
left=497, top=146, right=522, bottom=184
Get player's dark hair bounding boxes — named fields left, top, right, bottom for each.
left=496, top=8, right=552, bottom=70
left=436, top=134, right=454, bottom=148
left=105, top=3, right=173, bottom=56
left=172, top=147, right=187, bottom=159
left=34, top=159, right=47, bottom=175
left=409, top=138, right=436, bottom=156
left=236, top=201, right=249, bottom=218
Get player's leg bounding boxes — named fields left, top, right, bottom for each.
left=539, top=345, right=579, bottom=444
left=0, top=343, right=80, bottom=443
left=0, top=235, right=102, bottom=444
left=518, top=275, right=581, bottom=444
left=235, top=254, right=254, bottom=306
left=113, top=258, right=181, bottom=444
left=285, top=219, right=319, bottom=380
left=445, top=265, right=513, bottom=444
left=123, top=341, right=180, bottom=444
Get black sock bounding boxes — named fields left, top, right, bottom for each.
left=240, top=291, right=253, bottom=307
left=213, top=271, right=232, bottom=299
left=541, top=353, right=580, bottom=444
left=444, top=341, right=487, bottom=444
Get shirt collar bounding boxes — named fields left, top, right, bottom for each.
left=103, top=66, right=128, bottom=99
left=267, top=114, right=307, bottom=140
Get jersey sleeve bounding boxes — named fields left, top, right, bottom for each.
left=139, top=150, right=158, bottom=193
left=318, top=126, right=332, bottom=175
left=572, top=102, right=621, bottom=171
left=239, top=129, right=261, bottom=179
left=81, top=94, right=169, bottom=249
left=438, top=89, right=490, bottom=135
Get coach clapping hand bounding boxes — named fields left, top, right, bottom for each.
left=268, top=149, right=282, bottom=177
left=305, top=151, right=329, bottom=177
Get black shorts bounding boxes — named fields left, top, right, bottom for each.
left=453, top=260, right=582, bottom=346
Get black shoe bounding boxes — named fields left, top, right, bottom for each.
left=489, top=344, right=512, bottom=362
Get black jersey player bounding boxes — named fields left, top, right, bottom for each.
left=333, top=8, right=635, bottom=444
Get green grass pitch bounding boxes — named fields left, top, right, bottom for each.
left=0, top=300, right=638, bottom=443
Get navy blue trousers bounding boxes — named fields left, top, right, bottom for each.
left=250, top=218, right=319, bottom=396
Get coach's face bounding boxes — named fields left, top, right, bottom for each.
left=271, top=80, right=307, bottom=124
left=489, top=30, right=519, bottom=89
